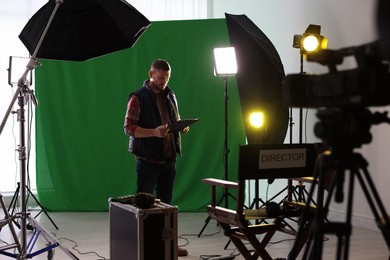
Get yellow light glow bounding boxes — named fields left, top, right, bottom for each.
left=249, top=112, right=264, bottom=128
left=302, top=35, right=320, bottom=52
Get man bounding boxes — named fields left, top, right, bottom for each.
left=123, top=59, right=189, bottom=256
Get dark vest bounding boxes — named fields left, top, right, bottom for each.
left=128, top=85, right=182, bottom=160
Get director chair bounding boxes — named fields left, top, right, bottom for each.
left=203, top=143, right=318, bottom=260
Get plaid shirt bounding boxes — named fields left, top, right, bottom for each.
left=124, top=94, right=140, bottom=136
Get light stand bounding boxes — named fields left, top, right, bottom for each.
left=0, top=0, right=79, bottom=259
left=286, top=53, right=306, bottom=202
left=246, top=112, right=266, bottom=210
left=292, top=24, right=327, bottom=144
left=6, top=57, right=58, bottom=232
left=198, top=47, right=237, bottom=237
left=222, top=76, right=231, bottom=208
left=287, top=24, right=328, bottom=202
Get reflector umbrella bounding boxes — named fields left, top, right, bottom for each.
left=19, top=0, right=151, bottom=61
left=225, top=13, right=288, bottom=144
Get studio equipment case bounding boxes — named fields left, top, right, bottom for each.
left=109, top=199, right=178, bottom=260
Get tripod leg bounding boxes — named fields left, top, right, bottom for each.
left=309, top=168, right=330, bottom=260
left=288, top=156, right=323, bottom=260
left=357, top=165, right=390, bottom=248
left=198, top=194, right=226, bottom=237
left=26, top=216, right=79, bottom=260
left=26, top=186, right=58, bottom=230
left=0, top=193, right=22, bottom=255
left=198, top=215, right=212, bottom=237
left=8, top=183, right=20, bottom=217
left=334, top=169, right=355, bottom=260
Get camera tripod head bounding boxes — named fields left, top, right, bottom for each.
left=314, top=107, right=390, bottom=153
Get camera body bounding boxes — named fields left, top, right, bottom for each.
left=283, top=42, right=390, bottom=109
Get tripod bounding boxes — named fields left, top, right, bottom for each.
left=0, top=82, right=79, bottom=260
left=289, top=151, right=390, bottom=259
left=8, top=182, right=58, bottom=230
left=289, top=108, right=390, bottom=259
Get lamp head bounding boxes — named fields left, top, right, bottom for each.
left=246, top=111, right=266, bottom=144
left=249, top=112, right=264, bottom=128
left=213, top=47, right=238, bottom=77
left=293, top=24, right=328, bottom=54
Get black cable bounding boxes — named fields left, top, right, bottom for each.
left=27, top=93, right=33, bottom=190
left=11, top=87, right=18, bottom=189
left=266, top=182, right=270, bottom=202
left=199, top=254, right=222, bottom=259
left=179, top=228, right=241, bottom=259
left=178, top=227, right=222, bottom=246
left=199, top=254, right=238, bottom=259
left=178, top=233, right=190, bottom=247
left=0, top=238, right=10, bottom=245
left=269, top=238, right=296, bottom=245
left=304, top=107, right=309, bottom=143
left=58, top=237, right=109, bottom=260
left=184, top=225, right=223, bottom=239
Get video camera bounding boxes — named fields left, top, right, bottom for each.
left=283, top=41, right=390, bottom=108
left=282, top=41, right=390, bottom=149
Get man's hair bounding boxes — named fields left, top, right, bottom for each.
left=151, top=59, right=171, bottom=71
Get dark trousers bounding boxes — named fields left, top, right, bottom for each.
left=136, top=158, right=176, bottom=204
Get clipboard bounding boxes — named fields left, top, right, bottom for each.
left=168, top=118, right=199, bottom=132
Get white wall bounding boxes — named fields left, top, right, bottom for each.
left=209, top=0, right=390, bottom=230
left=0, top=0, right=48, bottom=193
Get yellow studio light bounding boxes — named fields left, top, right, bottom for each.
left=293, top=24, right=327, bottom=55
left=249, top=112, right=264, bottom=128
left=302, top=35, right=320, bottom=52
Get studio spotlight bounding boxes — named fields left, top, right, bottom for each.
left=293, top=24, right=328, bottom=54
left=249, top=112, right=264, bottom=129
left=247, top=111, right=265, bottom=144
left=291, top=24, right=328, bottom=144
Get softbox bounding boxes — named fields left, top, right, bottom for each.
left=225, top=13, right=288, bottom=144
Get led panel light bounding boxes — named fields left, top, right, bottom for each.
left=213, top=47, right=238, bottom=77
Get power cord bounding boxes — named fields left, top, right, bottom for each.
left=179, top=227, right=240, bottom=259
left=199, top=254, right=236, bottom=259
left=58, top=237, right=109, bottom=260
left=178, top=226, right=222, bottom=247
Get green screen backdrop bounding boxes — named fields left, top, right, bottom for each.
left=35, top=19, right=246, bottom=211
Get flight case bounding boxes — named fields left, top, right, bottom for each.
left=109, top=199, right=178, bottom=260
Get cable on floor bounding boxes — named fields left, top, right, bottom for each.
left=178, top=226, right=222, bottom=247
left=58, top=237, right=109, bottom=260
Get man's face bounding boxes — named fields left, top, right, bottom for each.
left=149, top=69, right=171, bottom=92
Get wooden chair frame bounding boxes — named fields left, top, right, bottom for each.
left=203, top=144, right=318, bottom=260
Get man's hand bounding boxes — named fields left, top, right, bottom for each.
left=155, top=124, right=169, bottom=138
left=182, top=126, right=190, bottom=134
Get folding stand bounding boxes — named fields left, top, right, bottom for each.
left=289, top=152, right=390, bottom=259
left=0, top=82, right=79, bottom=260
left=0, top=1, right=79, bottom=259
left=8, top=182, right=58, bottom=230
left=198, top=76, right=236, bottom=237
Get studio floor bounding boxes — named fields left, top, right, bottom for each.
left=0, top=209, right=389, bottom=260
